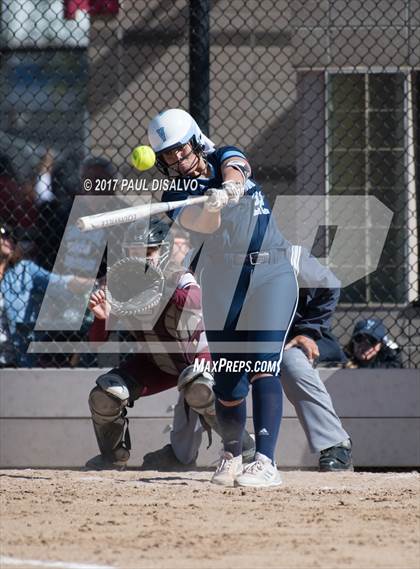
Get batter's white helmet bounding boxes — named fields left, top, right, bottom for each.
left=148, top=109, right=215, bottom=177
left=148, top=109, right=213, bottom=155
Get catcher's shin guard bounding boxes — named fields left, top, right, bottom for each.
left=177, top=366, right=255, bottom=458
left=178, top=365, right=216, bottom=446
left=177, top=365, right=215, bottom=409
left=88, top=376, right=131, bottom=463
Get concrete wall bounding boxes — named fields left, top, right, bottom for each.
left=1, top=368, right=419, bottom=468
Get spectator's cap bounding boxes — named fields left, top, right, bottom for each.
left=352, top=318, right=387, bottom=343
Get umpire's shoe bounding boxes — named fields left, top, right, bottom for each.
left=140, top=444, right=196, bottom=471
left=85, top=447, right=130, bottom=471
left=319, top=439, right=354, bottom=472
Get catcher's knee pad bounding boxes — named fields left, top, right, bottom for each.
left=177, top=365, right=215, bottom=413
left=88, top=387, right=126, bottom=426
left=96, top=371, right=130, bottom=401
left=89, top=372, right=130, bottom=425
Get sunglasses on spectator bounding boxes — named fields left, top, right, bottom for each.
left=0, top=227, right=14, bottom=241
left=353, top=334, right=378, bottom=346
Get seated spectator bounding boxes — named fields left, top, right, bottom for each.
left=344, top=318, right=403, bottom=369
left=33, top=148, right=55, bottom=205
left=0, top=153, right=38, bottom=229
left=0, top=224, right=90, bottom=366
left=0, top=223, right=16, bottom=366
left=36, top=151, right=83, bottom=271
left=38, top=155, right=121, bottom=366
left=38, top=154, right=119, bottom=272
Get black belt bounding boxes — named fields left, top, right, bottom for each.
left=216, top=249, right=286, bottom=266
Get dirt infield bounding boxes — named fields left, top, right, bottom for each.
left=0, top=469, right=419, bottom=569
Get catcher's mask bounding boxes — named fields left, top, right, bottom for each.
left=122, top=218, right=172, bottom=271
left=106, top=256, right=164, bottom=320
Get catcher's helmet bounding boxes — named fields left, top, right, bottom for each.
left=147, top=109, right=206, bottom=177
left=122, top=218, right=172, bottom=269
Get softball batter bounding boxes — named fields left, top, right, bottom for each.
left=148, top=109, right=298, bottom=487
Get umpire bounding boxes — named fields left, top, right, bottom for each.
left=283, top=246, right=352, bottom=471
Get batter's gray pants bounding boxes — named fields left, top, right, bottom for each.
left=170, top=346, right=349, bottom=463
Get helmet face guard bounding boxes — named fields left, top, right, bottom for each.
left=155, top=136, right=205, bottom=179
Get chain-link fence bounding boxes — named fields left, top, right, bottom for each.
left=0, top=0, right=419, bottom=368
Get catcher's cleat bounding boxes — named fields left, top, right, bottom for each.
left=319, top=439, right=354, bottom=472
left=84, top=452, right=129, bottom=471
left=141, top=444, right=196, bottom=471
left=211, top=451, right=243, bottom=486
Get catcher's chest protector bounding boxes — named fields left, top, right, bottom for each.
left=141, top=301, right=203, bottom=375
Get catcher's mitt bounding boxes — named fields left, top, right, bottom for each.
left=105, top=257, right=164, bottom=318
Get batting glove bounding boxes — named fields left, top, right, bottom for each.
left=221, top=180, right=245, bottom=205
left=204, top=188, right=229, bottom=212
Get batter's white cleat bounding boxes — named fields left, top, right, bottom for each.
left=235, top=452, right=282, bottom=488
left=211, top=451, right=243, bottom=486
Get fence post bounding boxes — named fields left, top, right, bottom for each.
left=189, top=0, right=210, bottom=135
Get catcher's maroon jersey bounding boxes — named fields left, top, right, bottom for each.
left=89, top=269, right=211, bottom=383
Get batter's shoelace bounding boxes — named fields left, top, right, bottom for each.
left=243, top=460, right=265, bottom=474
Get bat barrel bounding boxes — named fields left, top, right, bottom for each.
left=76, top=195, right=208, bottom=231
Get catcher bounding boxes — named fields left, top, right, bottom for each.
left=85, top=217, right=254, bottom=470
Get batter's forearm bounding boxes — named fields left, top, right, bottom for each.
left=222, top=165, right=247, bottom=185
left=179, top=204, right=221, bottom=233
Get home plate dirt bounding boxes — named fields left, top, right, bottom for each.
left=1, top=469, right=419, bottom=569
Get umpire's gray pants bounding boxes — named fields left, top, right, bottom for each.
left=170, top=394, right=203, bottom=465
left=281, top=347, right=349, bottom=453
left=170, top=346, right=349, bottom=463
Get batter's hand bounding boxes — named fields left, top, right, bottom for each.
left=285, top=335, right=320, bottom=363
left=88, top=289, right=110, bottom=320
left=204, top=188, right=229, bottom=212
left=222, top=180, right=245, bottom=205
